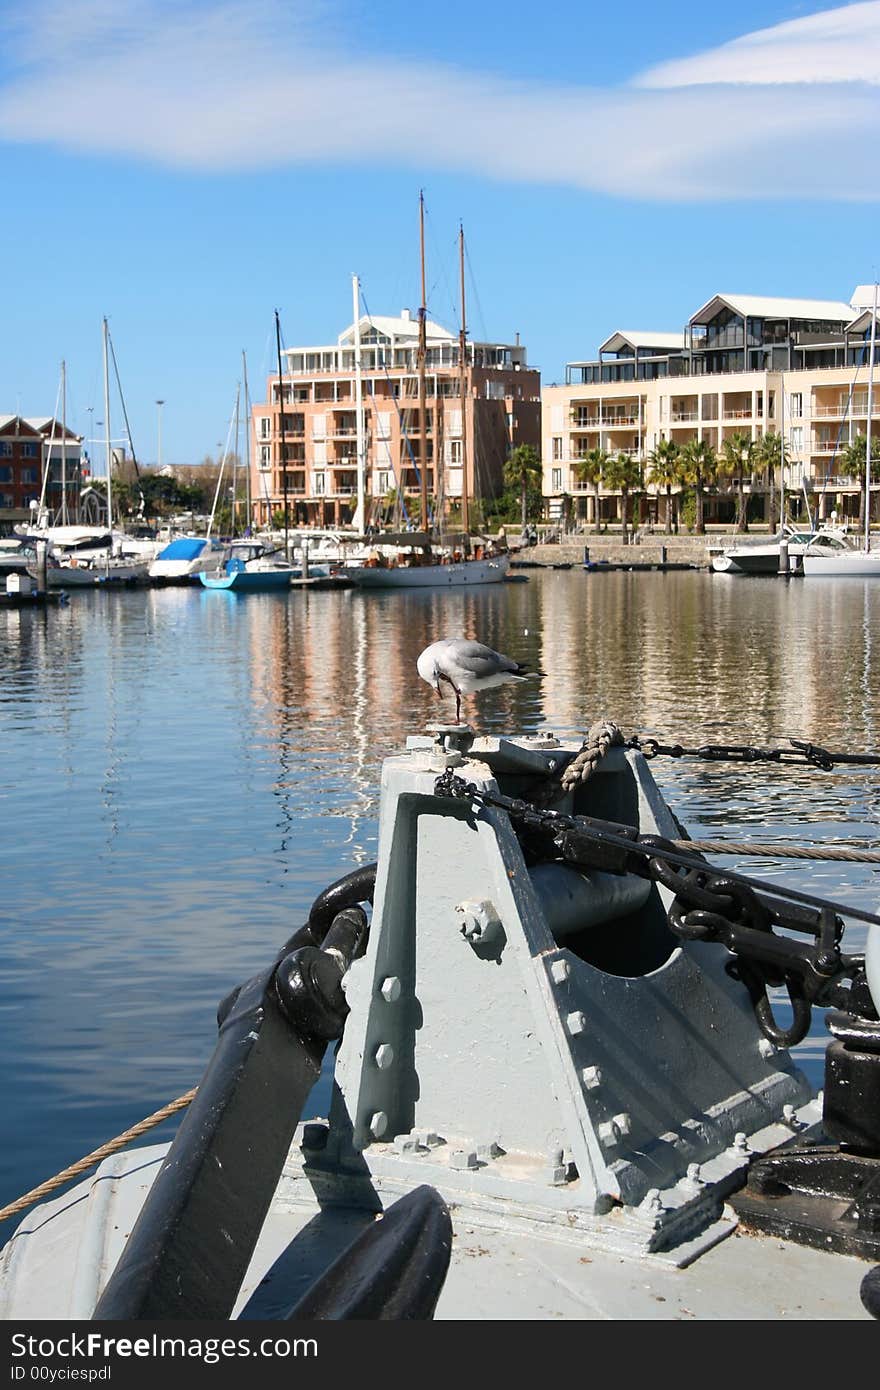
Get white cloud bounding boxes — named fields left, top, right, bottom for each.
left=637, top=1, right=880, bottom=87
left=0, top=1, right=878, bottom=200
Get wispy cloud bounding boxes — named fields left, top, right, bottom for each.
left=0, top=1, right=878, bottom=200
left=637, top=0, right=880, bottom=87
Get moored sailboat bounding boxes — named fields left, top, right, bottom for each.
left=341, top=206, right=509, bottom=589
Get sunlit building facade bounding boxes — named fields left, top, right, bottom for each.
left=250, top=311, right=541, bottom=529
left=542, top=288, right=879, bottom=527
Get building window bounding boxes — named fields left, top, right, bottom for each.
left=21, top=468, right=38, bottom=484
left=0, top=493, right=13, bottom=508
left=314, top=472, right=326, bottom=496
left=377, top=470, right=392, bottom=494
left=552, top=436, right=563, bottom=460
left=257, top=417, right=270, bottom=439
left=0, top=466, right=11, bottom=483
left=790, top=393, right=802, bottom=418
left=259, top=445, right=270, bottom=468
left=790, top=427, right=803, bottom=454
left=447, top=439, right=462, bottom=465
left=0, top=442, right=11, bottom=457
left=22, top=443, right=37, bottom=458
left=551, top=467, right=563, bottom=492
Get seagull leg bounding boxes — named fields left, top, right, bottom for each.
left=454, top=686, right=461, bottom=723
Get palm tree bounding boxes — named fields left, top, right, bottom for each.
left=841, top=433, right=880, bottom=531
left=572, top=446, right=608, bottom=533
left=647, top=439, right=680, bottom=534
left=504, top=444, right=542, bottom=535
left=677, top=438, right=717, bottom=534
left=754, top=431, right=789, bottom=531
left=720, top=430, right=754, bottom=533
left=602, top=451, right=641, bottom=542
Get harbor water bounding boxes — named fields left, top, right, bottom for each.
left=1, top=570, right=879, bottom=1216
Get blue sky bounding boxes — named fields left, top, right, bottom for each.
left=1, top=0, right=879, bottom=467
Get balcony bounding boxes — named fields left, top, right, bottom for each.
left=600, top=414, right=638, bottom=427
left=722, top=408, right=753, bottom=420
left=670, top=411, right=698, bottom=423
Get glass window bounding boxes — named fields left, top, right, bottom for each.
left=551, top=468, right=563, bottom=492
left=552, top=436, right=563, bottom=460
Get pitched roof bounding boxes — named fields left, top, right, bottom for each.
left=600, top=329, right=686, bottom=354
left=690, top=293, right=855, bottom=325
left=338, top=312, right=454, bottom=346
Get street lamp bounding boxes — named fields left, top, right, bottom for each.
left=156, top=400, right=165, bottom=470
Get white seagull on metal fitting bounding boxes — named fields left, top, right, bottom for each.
left=417, top=637, right=541, bottom=724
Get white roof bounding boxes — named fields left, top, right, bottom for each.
left=338, top=312, right=454, bottom=346
left=691, top=293, right=855, bottom=325
left=600, top=329, right=685, bottom=354
left=851, top=285, right=879, bottom=311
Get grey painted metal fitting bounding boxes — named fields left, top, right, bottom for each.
left=550, top=959, right=570, bottom=984
left=380, top=976, right=401, bottom=1003
left=566, top=1011, right=587, bottom=1037
left=582, top=1065, right=603, bottom=1090
left=373, top=1043, right=395, bottom=1070
left=449, top=1149, right=479, bottom=1171
left=369, top=1111, right=389, bottom=1139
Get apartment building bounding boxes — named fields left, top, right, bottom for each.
left=542, top=288, right=878, bottom=527
left=0, top=415, right=83, bottom=531
left=251, top=310, right=541, bottom=528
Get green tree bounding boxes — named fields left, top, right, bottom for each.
left=754, top=432, right=790, bottom=531
left=503, top=444, right=542, bottom=534
left=841, top=433, right=880, bottom=531
left=720, top=431, right=754, bottom=533
left=647, top=439, right=680, bottom=534
left=678, top=438, right=717, bottom=534
left=572, top=446, right=608, bottom=534
left=602, top=451, right=641, bottom=541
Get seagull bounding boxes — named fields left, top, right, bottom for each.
left=417, top=637, right=539, bottom=724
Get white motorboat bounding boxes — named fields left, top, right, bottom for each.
left=1, top=725, right=877, bottom=1321
left=148, top=536, right=224, bottom=583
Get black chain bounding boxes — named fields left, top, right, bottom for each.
left=434, top=770, right=874, bottom=1047
left=627, top=736, right=880, bottom=771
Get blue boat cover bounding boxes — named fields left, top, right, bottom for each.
left=158, top=538, right=207, bottom=560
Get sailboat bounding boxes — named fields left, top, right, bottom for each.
left=31, top=325, right=153, bottom=587
left=802, top=282, right=880, bottom=576
left=340, top=205, right=509, bottom=590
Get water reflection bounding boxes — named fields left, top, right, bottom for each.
left=1, top=572, right=879, bottom=1211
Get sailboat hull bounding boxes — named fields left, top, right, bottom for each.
left=341, top=556, right=510, bottom=588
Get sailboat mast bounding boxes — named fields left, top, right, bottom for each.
left=274, top=311, right=290, bottom=559
left=865, top=281, right=877, bottom=553
left=102, top=318, right=113, bottom=530
left=232, top=384, right=239, bottom=538
left=242, top=350, right=252, bottom=533
left=352, top=274, right=366, bottom=534
left=417, top=191, right=429, bottom=531
left=60, top=359, right=68, bottom=526
left=779, top=373, right=785, bottom=530
left=458, top=224, right=470, bottom=539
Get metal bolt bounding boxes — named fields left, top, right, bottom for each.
left=373, top=1043, right=394, bottom=1070
left=731, top=1132, right=751, bottom=1155
left=394, top=1133, right=422, bottom=1154
left=566, top=1010, right=587, bottom=1037
left=301, top=1122, right=328, bottom=1151
left=758, top=1037, right=777, bottom=1059
left=582, top=1065, right=603, bottom=1090
left=413, top=1129, right=442, bottom=1148
left=449, top=1149, right=478, bottom=1171
left=612, top=1112, right=632, bottom=1138
left=782, top=1104, right=802, bottom=1129
left=546, top=1146, right=567, bottom=1185
left=598, top=1120, right=622, bottom=1147
left=550, top=959, right=570, bottom=984
left=369, top=1111, right=388, bottom=1139
left=477, top=1141, right=503, bottom=1160
left=380, top=976, right=401, bottom=1003
left=680, top=1163, right=704, bottom=1194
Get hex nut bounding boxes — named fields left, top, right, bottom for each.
left=369, top=1111, right=389, bottom=1139
left=566, top=1011, right=587, bottom=1037
left=374, top=1043, right=395, bottom=1070
left=380, top=976, right=401, bottom=1003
